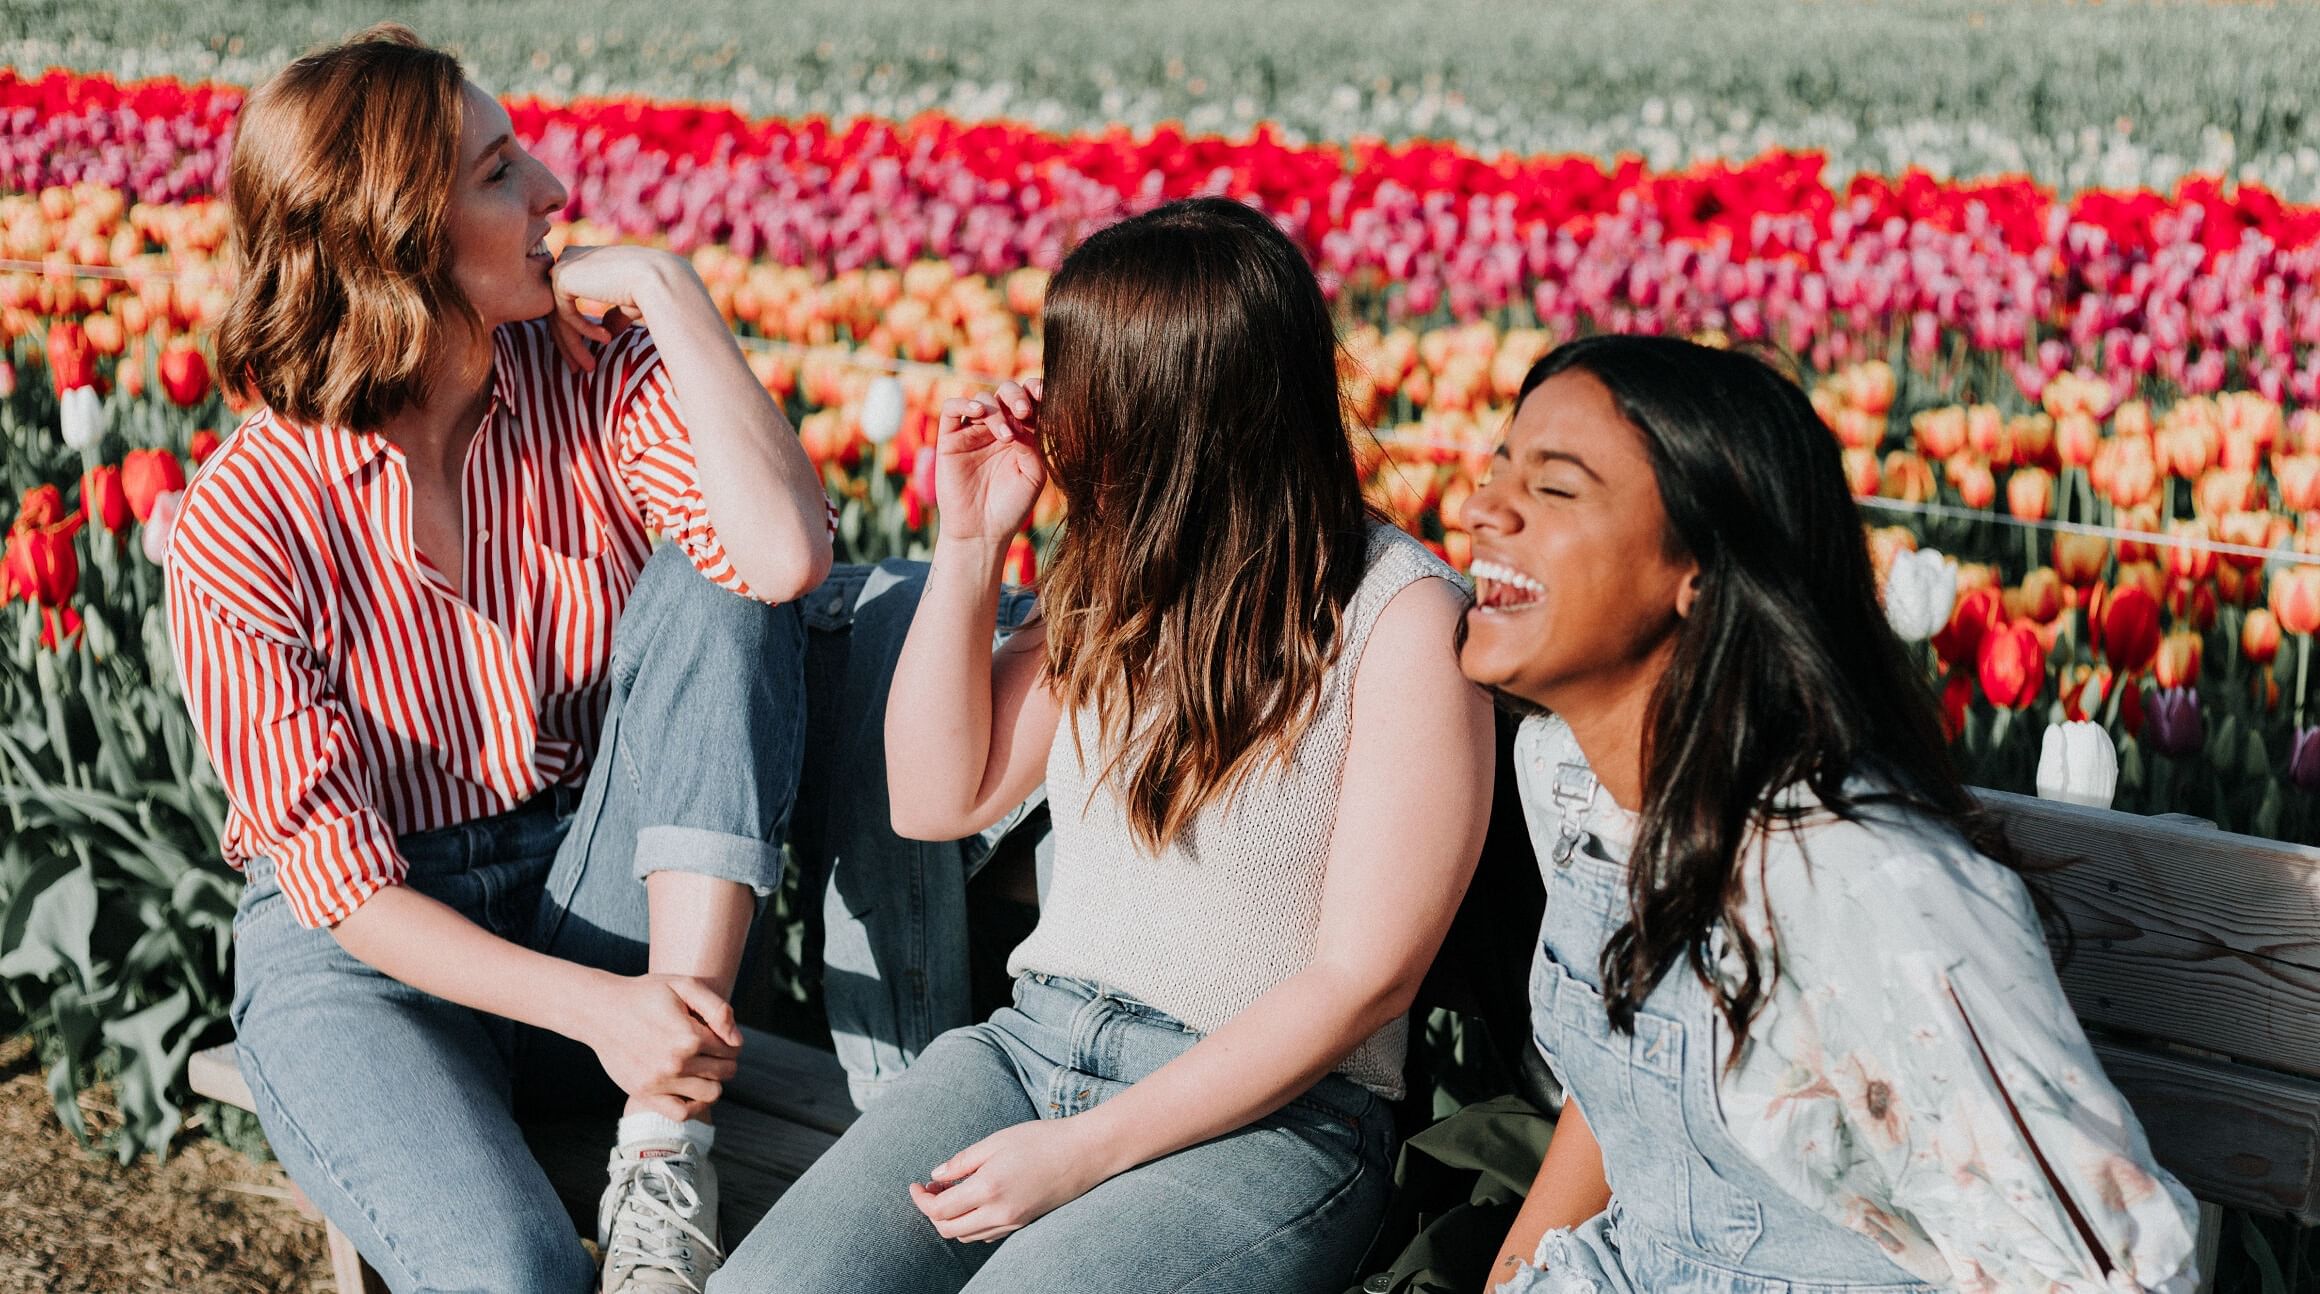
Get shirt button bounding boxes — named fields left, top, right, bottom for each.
left=1363, top=1276, right=1393, bottom=1293
left=478, top=528, right=491, bottom=541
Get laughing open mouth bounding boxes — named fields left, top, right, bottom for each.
left=1469, top=559, right=1545, bottom=612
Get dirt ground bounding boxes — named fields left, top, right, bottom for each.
left=0, top=1035, right=330, bottom=1294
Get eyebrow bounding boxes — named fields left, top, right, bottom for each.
left=1491, top=444, right=1604, bottom=483
left=471, top=133, right=512, bottom=170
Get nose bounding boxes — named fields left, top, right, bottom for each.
left=532, top=160, right=570, bottom=219
left=1461, top=469, right=1518, bottom=536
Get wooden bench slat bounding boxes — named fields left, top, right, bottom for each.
left=2094, top=1041, right=2320, bottom=1225
left=722, top=1027, right=858, bottom=1136
left=1981, top=789, right=2320, bottom=1078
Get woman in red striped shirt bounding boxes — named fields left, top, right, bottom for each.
left=165, top=26, right=831, bottom=1293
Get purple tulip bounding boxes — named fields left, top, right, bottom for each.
left=2292, top=728, right=2320, bottom=792
left=2145, top=688, right=2206, bottom=758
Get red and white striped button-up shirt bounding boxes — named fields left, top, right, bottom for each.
left=167, top=319, right=827, bottom=929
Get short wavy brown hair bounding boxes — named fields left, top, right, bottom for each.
left=215, top=25, right=472, bottom=430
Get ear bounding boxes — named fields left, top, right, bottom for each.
left=1673, top=566, right=1704, bottom=620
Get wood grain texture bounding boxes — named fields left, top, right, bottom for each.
left=2093, top=1041, right=2320, bottom=1225
left=1978, top=790, right=2320, bottom=1077
left=723, top=1026, right=859, bottom=1136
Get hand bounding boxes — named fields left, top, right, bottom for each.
left=579, top=972, right=742, bottom=1121
left=544, top=244, right=697, bottom=374
left=907, top=1114, right=1114, bottom=1243
left=934, top=379, right=1047, bottom=544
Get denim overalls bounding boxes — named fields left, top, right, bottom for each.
left=1514, top=718, right=1938, bottom=1293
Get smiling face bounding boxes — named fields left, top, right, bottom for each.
left=445, top=81, right=568, bottom=330
left=1458, top=368, right=1700, bottom=714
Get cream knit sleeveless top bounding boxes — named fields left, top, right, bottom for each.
left=1006, top=524, right=1461, bottom=1098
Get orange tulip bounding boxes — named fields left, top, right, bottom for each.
left=1878, top=451, right=1935, bottom=503
left=2054, top=411, right=2100, bottom=468
left=12, top=483, right=65, bottom=534
left=2154, top=629, right=2203, bottom=688
left=2269, top=564, right=2320, bottom=636
left=2243, top=608, right=2283, bottom=666
left=1912, top=406, right=1967, bottom=459
left=2167, top=580, right=2219, bottom=632
left=2005, top=467, right=2053, bottom=521
left=2114, top=399, right=2154, bottom=441
left=1950, top=458, right=1997, bottom=510
left=1841, top=447, right=1880, bottom=497
left=1977, top=620, right=2045, bottom=709
left=2051, top=532, right=2109, bottom=587
left=2162, top=519, right=2215, bottom=585
left=1966, top=404, right=2008, bottom=460
left=2193, top=468, right=2260, bottom=518
left=2008, top=567, right=2066, bottom=624
left=2277, top=455, right=2320, bottom=511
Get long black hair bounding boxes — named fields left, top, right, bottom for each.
left=1519, top=335, right=2024, bottom=1056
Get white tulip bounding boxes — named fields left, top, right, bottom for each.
left=1882, top=546, right=1957, bottom=642
left=59, top=384, right=105, bottom=451
left=861, top=375, right=906, bottom=445
left=2036, top=721, right=2118, bottom=809
left=141, top=490, right=184, bottom=566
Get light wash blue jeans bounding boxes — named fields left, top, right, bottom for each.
left=791, top=560, right=1047, bottom=1109
left=230, top=544, right=807, bottom=1294
left=709, top=973, right=1397, bottom=1294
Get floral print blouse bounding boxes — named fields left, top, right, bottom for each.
left=1509, top=716, right=2201, bottom=1293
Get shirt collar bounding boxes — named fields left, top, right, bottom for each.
left=301, top=326, right=521, bottom=484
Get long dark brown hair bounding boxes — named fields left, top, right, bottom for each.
left=1038, top=196, right=1375, bottom=852
left=1520, top=336, right=2028, bottom=1057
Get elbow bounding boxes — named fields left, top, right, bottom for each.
left=1314, top=957, right=1423, bottom=1037
left=888, top=801, right=967, bottom=843
left=744, top=533, right=833, bottom=606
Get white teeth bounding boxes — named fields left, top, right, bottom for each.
left=531, top=238, right=549, bottom=256
left=1469, top=560, right=1544, bottom=594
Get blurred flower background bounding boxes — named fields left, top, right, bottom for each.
left=6, top=2, right=2320, bottom=1284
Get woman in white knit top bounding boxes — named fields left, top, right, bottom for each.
left=713, top=197, right=1494, bottom=1293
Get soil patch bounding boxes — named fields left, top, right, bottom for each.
left=0, top=1035, right=329, bottom=1293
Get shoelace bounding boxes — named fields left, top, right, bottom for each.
left=604, top=1155, right=720, bottom=1291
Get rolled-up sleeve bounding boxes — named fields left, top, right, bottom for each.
left=166, top=553, right=402, bottom=929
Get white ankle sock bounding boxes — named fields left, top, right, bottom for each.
left=617, top=1111, right=716, bottom=1153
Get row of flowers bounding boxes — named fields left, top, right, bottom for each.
left=8, top=70, right=2320, bottom=401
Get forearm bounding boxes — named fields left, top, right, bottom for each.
left=1488, top=1097, right=1610, bottom=1291
left=1069, top=962, right=1406, bottom=1177
left=330, top=885, right=608, bottom=1041
left=632, top=264, right=831, bottom=601
left=885, top=534, right=1012, bottom=836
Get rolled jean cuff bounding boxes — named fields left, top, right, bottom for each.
left=632, top=825, right=786, bottom=894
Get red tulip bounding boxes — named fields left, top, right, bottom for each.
left=37, top=605, right=82, bottom=652
left=121, top=448, right=187, bottom=522
left=2098, top=583, right=2162, bottom=674
left=159, top=338, right=212, bottom=407
left=80, top=464, right=129, bottom=533
left=2, top=519, right=81, bottom=607
left=12, top=483, right=66, bottom=535
left=1977, top=620, right=2045, bottom=709
left=1006, top=534, right=1038, bottom=586
left=1931, top=586, right=2003, bottom=667
left=189, top=428, right=222, bottom=463
left=46, top=320, right=96, bottom=393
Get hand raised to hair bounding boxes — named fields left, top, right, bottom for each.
left=935, top=378, right=1047, bottom=544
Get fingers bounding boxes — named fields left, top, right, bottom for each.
left=909, top=1174, right=986, bottom=1223
left=600, top=305, right=633, bottom=335
left=1023, top=376, right=1043, bottom=403
left=645, top=1074, right=725, bottom=1107
left=548, top=310, right=596, bottom=374
left=682, top=1053, right=740, bottom=1083
left=993, top=380, right=1036, bottom=422
left=666, top=977, right=742, bottom=1047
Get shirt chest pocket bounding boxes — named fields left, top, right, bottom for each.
left=1532, top=950, right=1765, bottom=1264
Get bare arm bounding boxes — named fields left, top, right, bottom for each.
left=914, top=575, right=1495, bottom=1241
left=1486, top=1097, right=1611, bottom=1291
left=552, top=246, right=832, bottom=602
left=886, top=385, right=1060, bottom=839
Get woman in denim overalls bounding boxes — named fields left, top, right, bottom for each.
left=1455, top=336, right=2201, bottom=1292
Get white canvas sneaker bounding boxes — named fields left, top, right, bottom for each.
left=597, top=1137, right=722, bottom=1294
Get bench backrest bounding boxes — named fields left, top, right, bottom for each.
left=1980, top=789, right=2320, bottom=1224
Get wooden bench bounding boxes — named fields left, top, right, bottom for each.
left=189, top=789, right=2320, bottom=1290
left=188, top=1026, right=857, bottom=1294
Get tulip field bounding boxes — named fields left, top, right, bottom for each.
left=10, top=21, right=2320, bottom=1277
